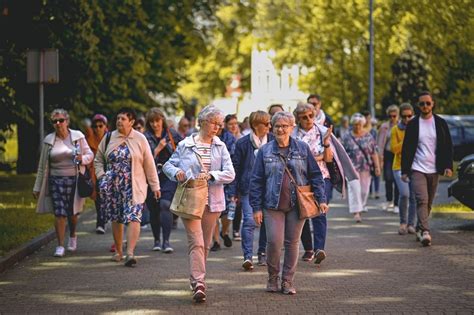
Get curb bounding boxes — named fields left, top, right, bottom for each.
left=432, top=212, right=474, bottom=220
left=0, top=207, right=94, bottom=274
left=0, top=229, right=55, bottom=273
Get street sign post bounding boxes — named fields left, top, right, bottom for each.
left=27, top=49, right=59, bottom=146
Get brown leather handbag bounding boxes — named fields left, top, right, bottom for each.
left=279, top=156, right=321, bottom=219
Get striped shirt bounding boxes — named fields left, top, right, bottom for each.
left=196, top=142, right=211, bottom=172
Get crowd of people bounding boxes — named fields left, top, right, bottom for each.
left=32, top=91, right=453, bottom=302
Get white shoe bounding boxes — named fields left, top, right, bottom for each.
left=382, top=202, right=389, bottom=211
left=421, top=231, right=432, bottom=246
left=67, top=236, right=77, bottom=252
left=393, top=206, right=399, bottom=214
left=54, top=246, right=65, bottom=257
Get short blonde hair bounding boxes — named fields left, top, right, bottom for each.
left=249, top=111, right=271, bottom=131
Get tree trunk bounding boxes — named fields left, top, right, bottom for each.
left=16, top=118, right=40, bottom=174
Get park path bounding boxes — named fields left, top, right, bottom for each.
left=0, top=190, right=473, bottom=314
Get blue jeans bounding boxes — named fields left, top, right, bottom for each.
left=393, top=170, right=416, bottom=226
left=240, top=194, right=267, bottom=261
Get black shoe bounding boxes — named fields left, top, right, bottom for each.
left=302, top=250, right=314, bottom=261
left=124, top=255, right=137, bottom=267
left=314, top=249, right=327, bottom=265
left=220, top=232, right=232, bottom=247
left=192, top=284, right=206, bottom=303
left=210, top=241, right=221, bottom=252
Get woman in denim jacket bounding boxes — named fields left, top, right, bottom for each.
left=163, top=105, right=235, bottom=303
left=249, top=111, right=328, bottom=295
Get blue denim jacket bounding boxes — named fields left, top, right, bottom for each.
left=249, top=136, right=326, bottom=212
left=163, top=134, right=235, bottom=212
left=228, top=133, right=275, bottom=197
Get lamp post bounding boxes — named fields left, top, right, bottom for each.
left=368, top=0, right=375, bottom=118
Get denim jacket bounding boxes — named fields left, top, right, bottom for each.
left=228, top=133, right=274, bottom=197
left=163, top=134, right=235, bottom=212
left=249, top=137, right=326, bottom=213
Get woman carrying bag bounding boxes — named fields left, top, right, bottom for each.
left=163, top=105, right=235, bottom=303
left=33, top=108, right=94, bottom=257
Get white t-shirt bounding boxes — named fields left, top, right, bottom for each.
left=412, top=116, right=437, bottom=174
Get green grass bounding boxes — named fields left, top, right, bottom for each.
left=432, top=202, right=472, bottom=213
left=0, top=173, right=54, bottom=257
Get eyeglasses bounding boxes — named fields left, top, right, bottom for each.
left=298, top=114, right=314, bottom=121
left=52, top=118, right=66, bottom=124
left=419, top=101, right=432, bottom=107
left=274, top=124, right=290, bottom=130
left=92, top=124, right=105, bottom=129
left=208, top=121, right=224, bottom=128
left=401, top=114, right=413, bottom=119
left=259, top=122, right=271, bottom=127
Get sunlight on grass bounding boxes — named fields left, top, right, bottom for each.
left=312, top=269, right=377, bottom=278
left=366, top=248, right=418, bottom=253
left=432, top=202, right=472, bottom=213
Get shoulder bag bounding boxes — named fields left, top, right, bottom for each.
left=170, top=151, right=208, bottom=220
left=314, top=125, right=342, bottom=187
left=278, top=155, right=321, bottom=219
left=75, top=139, right=94, bottom=198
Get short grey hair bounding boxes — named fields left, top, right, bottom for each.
left=350, top=113, right=366, bottom=125
left=271, top=111, right=295, bottom=127
left=50, top=108, right=69, bottom=121
left=386, top=104, right=399, bottom=115
left=293, top=102, right=314, bottom=118
left=197, top=105, right=224, bottom=127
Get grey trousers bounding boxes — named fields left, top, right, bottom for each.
left=182, top=206, right=220, bottom=288
left=410, top=171, right=439, bottom=232
left=264, top=208, right=306, bottom=282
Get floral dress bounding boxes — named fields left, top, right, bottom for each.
left=99, top=143, right=143, bottom=224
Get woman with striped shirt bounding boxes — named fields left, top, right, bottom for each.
left=163, top=105, right=235, bottom=303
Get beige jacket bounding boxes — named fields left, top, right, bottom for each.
left=33, top=129, right=94, bottom=214
left=94, top=129, right=160, bottom=205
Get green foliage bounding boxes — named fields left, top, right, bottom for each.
left=383, top=47, right=429, bottom=109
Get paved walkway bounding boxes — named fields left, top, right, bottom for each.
left=1, top=192, right=473, bottom=314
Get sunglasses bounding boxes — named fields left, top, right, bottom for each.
left=92, top=124, right=105, bottom=129
left=52, top=118, right=66, bottom=124
left=389, top=114, right=397, bottom=118
left=419, top=101, right=432, bottom=107
left=260, top=122, right=271, bottom=127
left=298, top=114, right=315, bottom=121
left=401, top=114, right=413, bottom=119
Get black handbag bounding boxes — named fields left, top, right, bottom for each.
left=327, top=160, right=342, bottom=186
left=77, top=166, right=94, bottom=198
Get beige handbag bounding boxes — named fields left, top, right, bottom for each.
left=170, top=151, right=208, bottom=220
left=170, top=178, right=208, bottom=220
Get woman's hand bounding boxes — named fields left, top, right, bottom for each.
left=253, top=211, right=263, bottom=226
left=196, top=172, right=212, bottom=181
left=154, top=190, right=161, bottom=200
left=323, top=125, right=333, bottom=145
left=154, top=138, right=167, bottom=156
left=32, top=191, right=39, bottom=199
left=319, top=203, right=329, bottom=214
left=175, top=170, right=186, bottom=182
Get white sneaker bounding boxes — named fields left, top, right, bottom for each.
left=54, top=246, right=65, bottom=257
left=421, top=231, right=432, bottom=247
left=67, top=236, right=77, bottom=252
left=382, top=202, right=389, bottom=211
left=393, top=206, right=399, bottom=214
left=96, top=226, right=105, bottom=234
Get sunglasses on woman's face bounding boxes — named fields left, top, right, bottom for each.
left=92, top=124, right=105, bottom=129
left=52, top=118, right=66, bottom=124
left=401, top=114, right=413, bottom=119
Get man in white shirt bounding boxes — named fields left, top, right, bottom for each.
left=401, top=92, right=453, bottom=246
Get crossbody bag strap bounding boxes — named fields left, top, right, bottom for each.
left=277, top=155, right=298, bottom=188
left=167, top=128, right=176, bottom=151
left=350, top=134, right=372, bottom=166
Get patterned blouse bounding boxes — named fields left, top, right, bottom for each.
left=295, top=125, right=330, bottom=179
left=341, top=132, right=377, bottom=173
